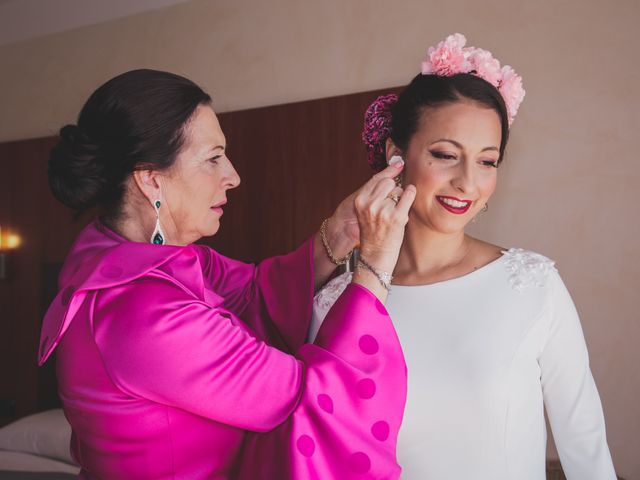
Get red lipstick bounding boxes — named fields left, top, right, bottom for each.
left=436, top=195, right=472, bottom=215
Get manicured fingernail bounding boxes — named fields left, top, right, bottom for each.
left=388, top=155, right=404, bottom=168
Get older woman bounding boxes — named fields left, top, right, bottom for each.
left=39, top=69, right=415, bottom=479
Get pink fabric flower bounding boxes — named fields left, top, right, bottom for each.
left=362, top=93, right=398, bottom=171
left=468, top=48, right=502, bottom=88
left=499, top=65, right=526, bottom=125
left=421, top=33, right=470, bottom=76
left=421, top=33, right=526, bottom=126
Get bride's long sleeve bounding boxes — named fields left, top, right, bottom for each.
left=539, top=272, right=617, bottom=480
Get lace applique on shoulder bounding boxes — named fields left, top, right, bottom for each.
left=314, top=272, right=353, bottom=313
left=502, top=248, right=557, bottom=293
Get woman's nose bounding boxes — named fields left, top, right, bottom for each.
left=451, top=163, right=475, bottom=194
left=225, top=162, right=241, bottom=189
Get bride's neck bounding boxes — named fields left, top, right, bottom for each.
left=394, top=217, right=470, bottom=280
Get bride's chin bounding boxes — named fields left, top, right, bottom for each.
left=416, top=215, right=469, bottom=235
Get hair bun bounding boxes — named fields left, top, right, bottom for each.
left=48, top=124, right=111, bottom=211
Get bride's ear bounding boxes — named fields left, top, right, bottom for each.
left=385, top=138, right=403, bottom=165
left=385, top=138, right=406, bottom=187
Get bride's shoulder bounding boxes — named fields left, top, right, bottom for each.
left=469, top=236, right=559, bottom=292
left=470, top=238, right=557, bottom=284
left=500, top=247, right=556, bottom=269
left=470, top=238, right=505, bottom=266
left=498, top=247, right=558, bottom=293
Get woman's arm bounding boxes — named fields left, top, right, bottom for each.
left=312, top=221, right=351, bottom=290
left=196, top=187, right=357, bottom=310
left=197, top=163, right=409, bottom=352
left=92, top=277, right=406, bottom=479
left=196, top=222, right=352, bottom=313
left=311, top=198, right=359, bottom=290
left=540, top=272, right=617, bottom=480
left=196, top=238, right=315, bottom=353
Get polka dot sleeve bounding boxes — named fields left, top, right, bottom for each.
left=238, top=283, right=407, bottom=479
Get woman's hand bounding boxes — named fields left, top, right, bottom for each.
left=322, top=187, right=364, bottom=264
left=323, top=163, right=406, bottom=259
left=328, top=191, right=360, bottom=249
left=352, top=160, right=416, bottom=301
left=314, top=160, right=415, bottom=295
left=312, top=193, right=360, bottom=291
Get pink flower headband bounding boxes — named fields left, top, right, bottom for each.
left=362, top=33, right=525, bottom=171
left=421, top=33, right=525, bottom=124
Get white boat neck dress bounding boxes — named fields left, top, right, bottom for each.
left=310, top=248, right=616, bottom=480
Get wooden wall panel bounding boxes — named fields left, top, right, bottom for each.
left=209, top=88, right=399, bottom=259
left=0, top=142, right=18, bottom=423
left=210, top=105, right=297, bottom=261
left=0, top=87, right=395, bottom=424
left=289, top=91, right=394, bottom=247
left=0, top=137, right=90, bottom=424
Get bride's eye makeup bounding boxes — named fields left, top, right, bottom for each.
left=481, top=160, right=498, bottom=168
left=428, top=143, right=499, bottom=168
left=429, top=150, right=457, bottom=161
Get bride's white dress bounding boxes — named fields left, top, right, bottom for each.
left=311, top=249, right=616, bottom=479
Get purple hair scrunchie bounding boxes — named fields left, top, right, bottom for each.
left=362, top=93, right=398, bottom=172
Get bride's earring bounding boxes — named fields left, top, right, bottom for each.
left=150, top=200, right=165, bottom=245
left=388, top=154, right=404, bottom=187
left=472, top=204, right=489, bottom=223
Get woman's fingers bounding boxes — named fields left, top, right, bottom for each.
left=360, top=160, right=404, bottom=195
left=386, top=186, right=404, bottom=203
left=369, top=177, right=398, bottom=205
left=394, top=184, right=416, bottom=216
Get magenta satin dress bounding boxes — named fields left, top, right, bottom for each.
left=38, top=221, right=407, bottom=479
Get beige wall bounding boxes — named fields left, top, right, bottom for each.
left=1, top=0, right=638, bottom=477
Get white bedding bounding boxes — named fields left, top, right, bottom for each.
left=0, top=410, right=78, bottom=474
left=0, top=451, right=79, bottom=474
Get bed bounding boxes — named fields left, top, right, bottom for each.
left=1, top=410, right=625, bottom=479
left=0, top=410, right=79, bottom=479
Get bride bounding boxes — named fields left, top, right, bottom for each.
left=311, top=34, right=617, bottom=480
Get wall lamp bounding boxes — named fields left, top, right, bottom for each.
left=0, top=225, right=21, bottom=281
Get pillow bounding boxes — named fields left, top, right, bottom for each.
left=0, top=409, right=76, bottom=465
left=0, top=450, right=79, bottom=474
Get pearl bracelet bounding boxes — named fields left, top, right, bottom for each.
left=356, top=257, right=393, bottom=291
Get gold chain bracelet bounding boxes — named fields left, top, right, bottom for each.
left=320, top=218, right=353, bottom=266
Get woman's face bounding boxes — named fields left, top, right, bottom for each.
left=159, top=105, right=240, bottom=245
left=399, top=101, right=502, bottom=235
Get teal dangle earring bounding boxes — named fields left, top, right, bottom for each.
left=150, top=199, right=165, bottom=245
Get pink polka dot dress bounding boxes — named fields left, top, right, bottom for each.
left=39, top=221, right=407, bottom=479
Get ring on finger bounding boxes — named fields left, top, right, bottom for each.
left=386, top=193, right=400, bottom=204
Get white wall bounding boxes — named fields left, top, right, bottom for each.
left=0, top=0, right=638, bottom=477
